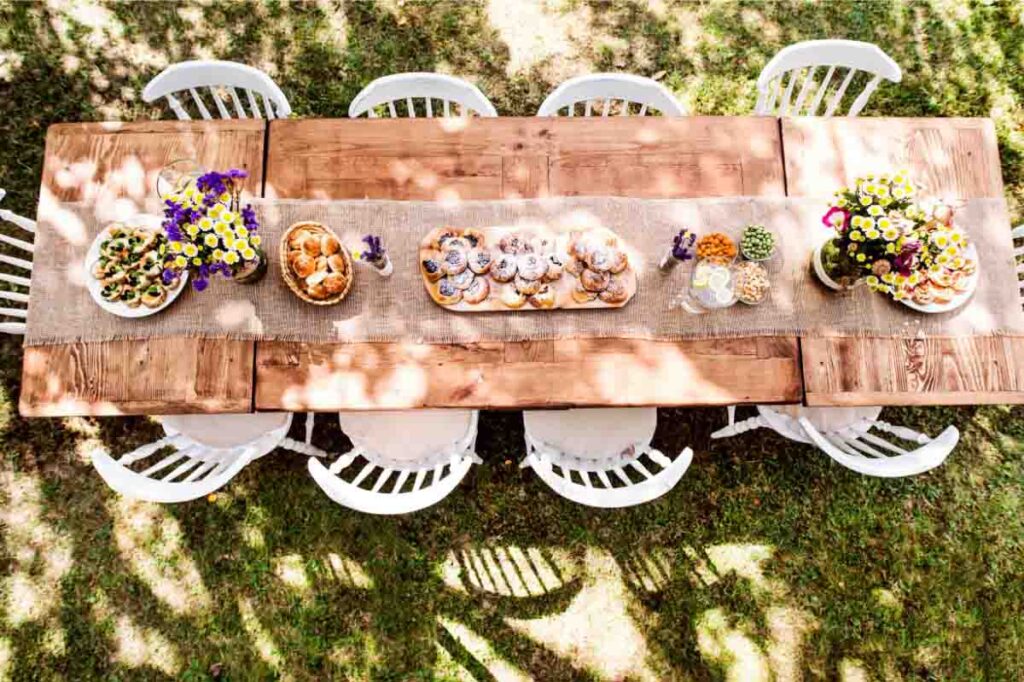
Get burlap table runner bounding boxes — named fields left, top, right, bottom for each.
left=24, top=196, right=1024, bottom=346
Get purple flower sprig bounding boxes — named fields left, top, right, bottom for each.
left=360, top=235, right=386, bottom=262
left=672, top=229, right=697, bottom=262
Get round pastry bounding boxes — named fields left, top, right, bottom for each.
left=321, top=234, right=341, bottom=256
left=444, top=237, right=470, bottom=253
left=608, top=249, right=629, bottom=274
left=122, top=289, right=142, bottom=308
left=442, top=248, right=468, bottom=275
left=434, top=228, right=461, bottom=251
left=951, top=271, right=972, bottom=293
left=307, top=283, right=328, bottom=300
left=450, top=269, right=476, bottom=290
left=462, top=229, right=486, bottom=248
left=467, top=247, right=493, bottom=275
left=544, top=254, right=564, bottom=282
left=599, top=276, right=628, bottom=304
left=420, top=251, right=444, bottom=282
left=293, top=254, right=317, bottom=279
left=289, top=229, right=314, bottom=250
left=463, top=276, right=491, bottom=304
left=141, top=285, right=165, bottom=308
left=961, top=259, right=977, bottom=275
left=515, top=274, right=543, bottom=296
left=565, top=257, right=586, bottom=277
left=301, top=236, right=322, bottom=257
left=315, top=256, right=329, bottom=272
left=581, top=268, right=611, bottom=292
left=328, top=254, right=347, bottom=273
left=434, top=278, right=463, bottom=305
left=570, top=235, right=595, bottom=261
left=323, top=272, right=348, bottom=295
left=499, top=233, right=528, bottom=254
left=528, top=284, right=556, bottom=309
left=571, top=283, right=598, bottom=304
left=516, top=253, right=547, bottom=281
left=501, top=286, right=527, bottom=309
left=100, top=282, right=123, bottom=302
left=490, top=254, right=518, bottom=283
left=586, top=246, right=615, bottom=272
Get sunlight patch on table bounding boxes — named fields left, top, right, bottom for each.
left=504, top=547, right=660, bottom=681
left=109, top=497, right=211, bottom=615
left=238, top=597, right=291, bottom=679
left=697, top=608, right=770, bottom=682
left=437, top=616, right=531, bottom=682
left=326, top=552, right=374, bottom=590
left=0, top=471, right=73, bottom=628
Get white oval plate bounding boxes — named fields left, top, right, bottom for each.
left=85, top=215, right=188, bottom=318
left=899, top=244, right=978, bottom=314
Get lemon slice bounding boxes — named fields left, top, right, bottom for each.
left=692, top=273, right=709, bottom=288
left=708, top=269, right=730, bottom=290
left=715, top=288, right=734, bottom=305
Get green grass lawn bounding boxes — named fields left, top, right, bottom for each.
left=1, top=1, right=1023, bottom=679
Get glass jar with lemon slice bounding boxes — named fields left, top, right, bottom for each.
left=686, top=258, right=737, bottom=311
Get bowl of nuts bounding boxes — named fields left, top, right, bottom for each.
left=733, top=260, right=770, bottom=305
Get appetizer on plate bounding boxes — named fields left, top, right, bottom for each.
left=90, top=223, right=182, bottom=311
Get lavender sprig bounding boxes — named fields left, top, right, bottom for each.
left=360, top=235, right=386, bottom=262
left=672, top=229, right=697, bottom=262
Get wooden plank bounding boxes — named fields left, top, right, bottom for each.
left=782, top=117, right=1004, bottom=199
left=20, top=120, right=265, bottom=417
left=784, top=117, right=1022, bottom=406
left=255, top=337, right=802, bottom=411
left=258, top=116, right=798, bottom=410
left=20, top=339, right=255, bottom=416
left=266, top=116, right=786, bottom=199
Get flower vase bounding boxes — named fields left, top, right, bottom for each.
left=812, top=239, right=862, bottom=292
left=233, top=246, right=268, bottom=284
left=366, top=254, right=393, bottom=277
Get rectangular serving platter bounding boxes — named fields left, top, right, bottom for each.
left=419, top=225, right=638, bottom=312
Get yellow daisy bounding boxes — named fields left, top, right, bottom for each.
left=204, top=234, right=219, bottom=248
left=174, top=255, right=188, bottom=268
left=183, top=243, right=198, bottom=258
left=224, top=251, right=240, bottom=265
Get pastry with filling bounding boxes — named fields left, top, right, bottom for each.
left=490, top=254, right=518, bottom=283
left=463, top=276, right=491, bottom=304
left=450, top=269, right=476, bottom=290
left=467, top=247, right=493, bottom=275
left=581, top=268, right=611, bottom=292
left=599, top=276, right=628, bottom=304
left=544, top=254, right=564, bottom=282
left=571, top=283, right=598, bottom=304
left=514, top=274, right=542, bottom=296
left=442, top=248, right=468, bottom=275
left=420, top=251, right=444, bottom=282
left=528, top=284, right=556, bottom=308
left=516, top=253, right=546, bottom=281
left=433, top=278, right=463, bottom=305
left=462, top=229, right=486, bottom=248
left=501, top=286, right=527, bottom=309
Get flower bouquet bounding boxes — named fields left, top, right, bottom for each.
left=818, top=171, right=976, bottom=307
left=160, top=169, right=265, bottom=290
left=353, top=234, right=392, bottom=277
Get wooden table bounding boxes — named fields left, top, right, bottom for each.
left=19, top=116, right=1023, bottom=415
left=256, top=117, right=802, bottom=411
left=19, top=120, right=265, bottom=416
left=783, top=117, right=1024, bottom=406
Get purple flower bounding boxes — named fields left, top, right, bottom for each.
left=192, top=277, right=208, bottom=292
left=360, top=234, right=386, bottom=262
left=161, top=268, right=177, bottom=285
left=671, top=229, right=696, bottom=261
left=227, top=168, right=248, bottom=180
left=893, top=241, right=921, bottom=276
left=822, top=206, right=850, bottom=231
left=241, top=205, right=259, bottom=233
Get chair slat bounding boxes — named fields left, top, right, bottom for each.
left=261, top=93, right=276, bottom=119
left=166, top=93, right=190, bottom=120
left=392, top=470, right=411, bottom=493
left=425, top=97, right=433, bottom=117
left=0, top=209, right=36, bottom=233
left=859, top=431, right=910, bottom=455
left=792, top=66, right=817, bottom=114
left=0, top=254, right=32, bottom=271
left=443, top=99, right=451, bottom=117
left=823, top=68, right=857, bottom=117
left=210, top=87, right=231, bottom=118
left=584, top=99, right=593, bottom=117
left=0, top=307, right=27, bottom=319
left=182, top=459, right=219, bottom=483
left=387, top=100, right=397, bottom=118
left=0, top=290, right=29, bottom=303
left=0, top=272, right=30, bottom=287
left=227, top=87, right=247, bottom=118
left=245, top=89, right=262, bottom=118
left=0, top=232, right=33, bottom=252
left=351, top=462, right=376, bottom=487
left=611, top=467, right=631, bottom=485
left=848, top=75, right=882, bottom=117
left=0, top=322, right=25, bottom=334
left=808, top=66, right=836, bottom=115
left=138, top=452, right=187, bottom=478
left=406, top=97, right=416, bottom=118
left=189, top=88, right=212, bottom=120
left=371, top=467, right=393, bottom=493
left=836, top=434, right=887, bottom=458
left=638, top=102, right=649, bottom=116
left=601, top=98, right=611, bottom=116
left=780, top=70, right=799, bottom=115
left=163, top=457, right=205, bottom=482
left=412, top=468, right=427, bottom=491
left=595, top=469, right=612, bottom=488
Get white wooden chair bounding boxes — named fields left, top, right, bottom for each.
left=711, top=405, right=957, bottom=478
left=142, top=60, right=291, bottom=120
left=91, top=413, right=327, bottom=503
left=755, top=40, right=901, bottom=117
left=0, top=188, right=35, bottom=335
left=537, top=73, right=687, bottom=117
left=308, top=410, right=481, bottom=515
left=1013, top=225, right=1024, bottom=304
left=348, top=73, right=497, bottom=118
left=522, top=408, right=693, bottom=508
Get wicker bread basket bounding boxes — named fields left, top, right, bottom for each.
left=279, top=221, right=353, bottom=305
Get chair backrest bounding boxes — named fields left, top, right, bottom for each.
left=142, top=60, right=292, bottom=120
left=308, top=410, right=481, bottom=515
left=522, top=408, right=692, bottom=508
left=91, top=414, right=292, bottom=503
left=0, top=188, right=35, bottom=336
left=348, top=73, right=497, bottom=118
left=537, top=73, right=687, bottom=117
left=755, top=40, right=901, bottom=117
left=798, top=416, right=957, bottom=478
